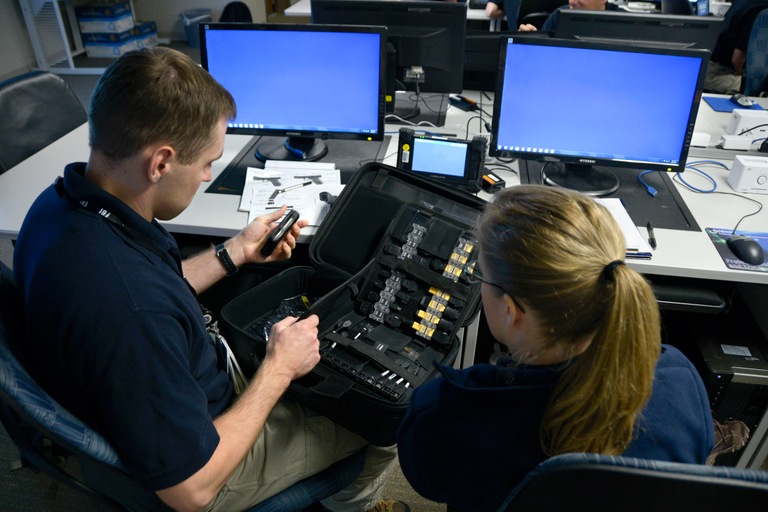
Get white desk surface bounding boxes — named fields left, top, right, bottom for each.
left=2, top=92, right=767, bottom=286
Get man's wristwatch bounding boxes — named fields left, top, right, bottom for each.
left=215, top=243, right=238, bottom=276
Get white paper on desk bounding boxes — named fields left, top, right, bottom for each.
left=248, top=184, right=345, bottom=226
left=241, top=160, right=344, bottom=226
left=239, top=161, right=341, bottom=212
left=595, top=198, right=653, bottom=258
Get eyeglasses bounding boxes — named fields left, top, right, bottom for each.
left=464, top=259, right=526, bottom=314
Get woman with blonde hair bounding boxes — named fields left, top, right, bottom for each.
left=397, top=185, right=714, bottom=511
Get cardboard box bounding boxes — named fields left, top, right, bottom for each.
left=82, top=29, right=137, bottom=58
left=76, top=1, right=134, bottom=34
left=132, top=21, right=158, bottom=49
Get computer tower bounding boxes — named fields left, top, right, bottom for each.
left=689, top=310, right=768, bottom=468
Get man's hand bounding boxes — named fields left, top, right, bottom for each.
left=261, top=314, right=321, bottom=388
left=518, top=23, right=538, bottom=31
left=181, top=205, right=308, bottom=294
left=486, top=2, right=504, bottom=18
left=230, top=204, right=308, bottom=266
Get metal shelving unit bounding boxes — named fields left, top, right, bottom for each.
left=18, top=0, right=135, bottom=75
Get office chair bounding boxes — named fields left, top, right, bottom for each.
left=220, top=1, right=253, bottom=22
left=0, top=70, right=87, bottom=174
left=744, top=8, right=768, bottom=97
left=519, top=12, right=550, bottom=30
left=517, top=0, right=562, bottom=29
left=497, top=452, right=768, bottom=512
left=0, top=260, right=364, bottom=511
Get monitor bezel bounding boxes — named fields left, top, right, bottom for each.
left=199, top=22, right=387, bottom=142
left=489, top=36, right=709, bottom=175
left=553, top=9, right=724, bottom=51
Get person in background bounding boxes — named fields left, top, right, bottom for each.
left=13, top=46, right=408, bottom=512
left=485, top=0, right=523, bottom=30
left=518, top=0, right=619, bottom=32
left=705, top=0, right=768, bottom=94
left=396, top=185, right=715, bottom=511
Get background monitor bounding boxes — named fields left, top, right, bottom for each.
left=200, top=23, right=385, bottom=163
left=662, top=0, right=695, bottom=15
left=310, top=0, right=466, bottom=123
left=490, top=36, right=708, bottom=196
left=463, top=30, right=551, bottom=92
left=554, top=10, right=723, bottom=51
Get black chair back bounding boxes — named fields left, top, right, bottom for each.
left=0, top=70, right=86, bottom=174
left=499, top=453, right=768, bottom=512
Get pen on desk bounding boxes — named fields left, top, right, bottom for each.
left=646, top=221, right=657, bottom=250
left=277, top=181, right=313, bottom=194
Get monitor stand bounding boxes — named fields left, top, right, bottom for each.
left=255, top=136, right=328, bottom=163
left=541, top=162, right=620, bottom=197
left=519, top=160, right=700, bottom=232
left=206, top=134, right=392, bottom=195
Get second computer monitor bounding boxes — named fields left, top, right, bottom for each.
left=490, top=36, right=708, bottom=196
left=554, top=10, right=723, bottom=52
left=310, top=0, right=466, bottom=95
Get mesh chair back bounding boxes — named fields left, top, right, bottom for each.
left=744, top=8, right=768, bottom=96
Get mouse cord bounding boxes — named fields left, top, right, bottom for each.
left=674, top=163, right=764, bottom=235
left=731, top=198, right=764, bottom=235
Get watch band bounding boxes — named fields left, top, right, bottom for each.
left=215, top=243, right=238, bottom=276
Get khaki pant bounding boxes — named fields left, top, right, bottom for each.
left=705, top=61, right=743, bottom=95
left=203, top=400, right=397, bottom=512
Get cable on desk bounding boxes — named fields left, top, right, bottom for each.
left=465, top=115, right=492, bottom=138
left=738, top=123, right=768, bottom=136
left=675, top=161, right=764, bottom=234
left=384, top=115, right=440, bottom=129
left=484, top=162, right=518, bottom=177
left=676, top=164, right=718, bottom=193
left=637, top=170, right=658, bottom=197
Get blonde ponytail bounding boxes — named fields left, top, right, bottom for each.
left=475, top=185, right=662, bottom=456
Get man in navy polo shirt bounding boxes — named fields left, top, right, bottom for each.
left=13, top=47, right=405, bottom=512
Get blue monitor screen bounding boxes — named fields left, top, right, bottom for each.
left=490, top=37, right=707, bottom=195
left=201, top=23, right=385, bottom=141
left=411, top=138, right=467, bottom=178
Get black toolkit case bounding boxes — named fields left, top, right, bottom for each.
left=220, top=162, right=487, bottom=445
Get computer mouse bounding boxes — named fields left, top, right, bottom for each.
left=730, top=93, right=756, bottom=108
left=726, top=235, right=765, bottom=266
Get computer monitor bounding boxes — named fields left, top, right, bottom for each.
left=200, top=23, right=386, bottom=163
left=554, top=10, right=723, bottom=51
left=310, top=0, right=466, bottom=121
left=490, top=36, right=708, bottom=196
left=662, top=0, right=695, bottom=15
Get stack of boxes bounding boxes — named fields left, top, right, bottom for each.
left=75, top=1, right=158, bottom=59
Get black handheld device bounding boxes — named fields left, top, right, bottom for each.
left=397, top=128, right=486, bottom=192
left=260, top=209, right=300, bottom=256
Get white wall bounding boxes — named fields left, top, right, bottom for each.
left=133, top=0, right=267, bottom=40
left=0, top=1, right=36, bottom=81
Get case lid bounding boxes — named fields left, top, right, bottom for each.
left=309, top=162, right=488, bottom=280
